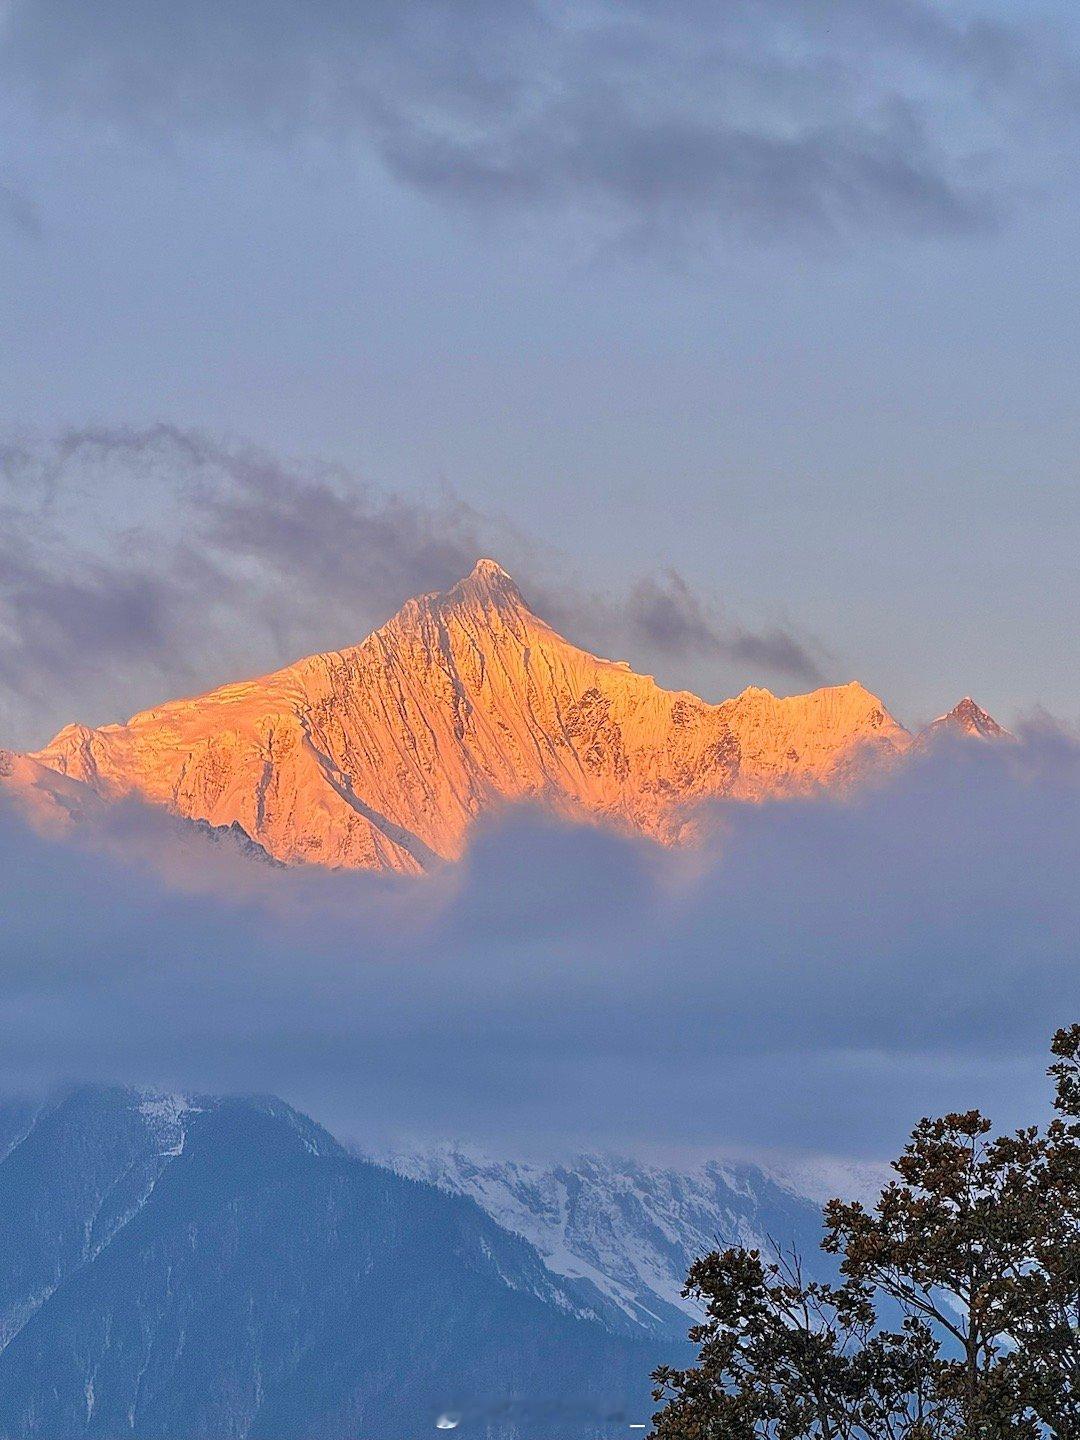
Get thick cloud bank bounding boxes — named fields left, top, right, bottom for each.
left=1, top=727, right=1076, bottom=1164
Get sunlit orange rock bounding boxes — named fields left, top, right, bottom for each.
left=25, top=560, right=916, bottom=871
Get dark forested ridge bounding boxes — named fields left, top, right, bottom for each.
left=0, top=1086, right=666, bottom=1440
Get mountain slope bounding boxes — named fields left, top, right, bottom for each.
left=0, top=749, right=106, bottom=835
left=0, top=749, right=276, bottom=868
left=0, top=1087, right=667, bottom=1440
left=382, top=1147, right=833, bottom=1345
left=26, top=560, right=912, bottom=872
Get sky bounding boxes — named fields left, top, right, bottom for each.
left=2, top=0, right=1080, bottom=747
left=1, top=2, right=1079, bottom=1175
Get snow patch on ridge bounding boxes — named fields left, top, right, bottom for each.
left=378, top=1144, right=834, bottom=1338
left=138, top=1092, right=200, bottom=1157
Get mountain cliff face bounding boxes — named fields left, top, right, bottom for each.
left=22, top=560, right=914, bottom=872
left=0, top=1087, right=847, bottom=1436
left=0, top=748, right=276, bottom=867
left=0, top=1087, right=665, bottom=1440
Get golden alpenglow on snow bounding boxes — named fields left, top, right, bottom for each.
left=23, top=560, right=912, bottom=872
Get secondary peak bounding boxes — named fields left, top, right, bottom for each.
left=928, top=697, right=1010, bottom=741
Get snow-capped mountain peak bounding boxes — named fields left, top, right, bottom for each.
left=926, top=696, right=1010, bottom=741
left=14, top=561, right=913, bottom=872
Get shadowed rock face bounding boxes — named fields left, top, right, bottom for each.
left=20, top=560, right=913, bottom=872
left=0, top=1087, right=666, bottom=1440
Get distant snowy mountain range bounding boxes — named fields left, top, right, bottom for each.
left=0, top=1086, right=871, bottom=1439
left=0, top=560, right=1008, bottom=872
left=379, top=1146, right=840, bottom=1345
left=0, top=1087, right=662, bottom=1439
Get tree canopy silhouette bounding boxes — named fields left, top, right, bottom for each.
left=651, top=1026, right=1080, bottom=1439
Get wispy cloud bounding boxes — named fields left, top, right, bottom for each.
left=3, top=0, right=1073, bottom=251
left=0, top=425, right=831, bottom=747
left=0, top=426, right=492, bottom=743
left=626, top=571, right=824, bottom=686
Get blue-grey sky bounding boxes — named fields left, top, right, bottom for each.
left=2, top=0, right=1080, bottom=745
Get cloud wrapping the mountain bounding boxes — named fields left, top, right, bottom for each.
left=2, top=0, right=1076, bottom=250
left=0, top=427, right=491, bottom=742
left=0, top=426, right=823, bottom=746
left=1, top=727, right=1076, bottom=1162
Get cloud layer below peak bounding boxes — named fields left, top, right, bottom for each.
left=2, top=726, right=1076, bottom=1164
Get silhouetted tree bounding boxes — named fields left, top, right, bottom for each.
left=651, top=1028, right=1079, bottom=1439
